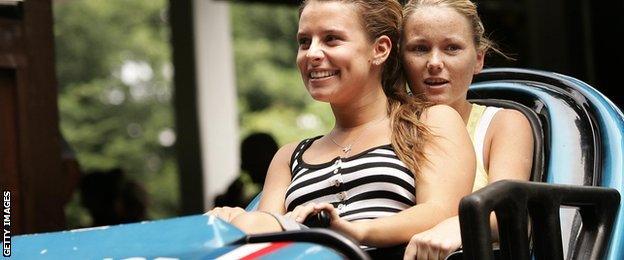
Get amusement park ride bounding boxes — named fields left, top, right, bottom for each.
left=11, top=68, right=624, bottom=259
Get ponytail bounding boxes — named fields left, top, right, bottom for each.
left=385, top=84, right=432, bottom=178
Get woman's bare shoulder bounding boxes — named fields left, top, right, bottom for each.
left=490, top=108, right=532, bottom=135
left=273, top=140, right=301, bottom=161
left=420, top=104, right=465, bottom=130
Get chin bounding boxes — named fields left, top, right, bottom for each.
left=310, top=96, right=331, bottom=102
left=425, top=94, right=450, bottom=105
left=307, top=90, right=333, bottom=102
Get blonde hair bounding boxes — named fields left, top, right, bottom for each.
left=300, top=0, right=432, bottom=176
left=403, top=0, right=507, bottom=58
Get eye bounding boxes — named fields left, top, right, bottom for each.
left=416, top=45, right=429, bottom=52
left=298, top=37, right=311, bottom=50
left=408, top=44, right=429, bottom=53
left=325, top=35, right=340, bottom=45
left=445, top=44, right=462, bottom=53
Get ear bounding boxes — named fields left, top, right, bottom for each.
left=473, top=49, right=485, bottom=74
left=372, top=35, right=392, bottom=65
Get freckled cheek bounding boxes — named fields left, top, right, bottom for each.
left=455, top=57, right=476, bottom=72
left=451, top=70, right=473, bottom=90
left=406, top=59, right=428, bottom=85
left=403, top=58, right=412, bottom=67
left=447, top=59, right=471, bottom=76
left=403, top=59, right=417, bottom=72
left=407, top=57, right=427, bottom=71
left=403, top=61, right=422, bottom=86
left=406, top=74, right=423, bottom=91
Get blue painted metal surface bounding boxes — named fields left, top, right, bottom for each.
left=551, top=72, right=624, bottom=260
left=245, top=192, right=261, bottom=211
left=11, top=214, right=345, bottom=259
left=13, top=215, right=244, bottom=259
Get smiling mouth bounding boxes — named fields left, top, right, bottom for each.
left=309, top=70, right=339, bottom=79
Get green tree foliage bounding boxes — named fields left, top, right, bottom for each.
left=56, top=0, right=333, bottom=228
left=54, top=0, right=177, bottom=227
left=231, top=3, right=333, bottom=145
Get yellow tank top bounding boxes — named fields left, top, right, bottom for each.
left=466, top=104, right=502, bottom=191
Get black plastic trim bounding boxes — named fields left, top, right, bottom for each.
left=459, top=180, right=619, bottom=260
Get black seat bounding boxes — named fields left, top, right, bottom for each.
left=459, top=68, right=622, bottom=259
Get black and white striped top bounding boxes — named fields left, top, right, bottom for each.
left=285, top=136, right=416, bottom=222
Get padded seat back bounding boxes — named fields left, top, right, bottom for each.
left=468, top=68, right=624, bottom=259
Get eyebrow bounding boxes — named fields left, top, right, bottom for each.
left=322, top=29, right=347, bottom=35
left=404, top=35, right=467, bottom=44
left=297, top=28, right=348, bottom=39
left=403, top=37, right=427, bottom=45
left=443, top=35, right=468, bottom=43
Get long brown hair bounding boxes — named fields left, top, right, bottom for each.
left=299, top=0, right=431, bottom=176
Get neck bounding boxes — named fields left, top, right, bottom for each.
left=330, top=86, right=389, bottom=130
left=449, top=99, right=473, bottom=125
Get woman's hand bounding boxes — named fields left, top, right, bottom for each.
left=284, top=203, right=319, bottom=223
left=206, top=206, right=247, bottom=222
left=285, top=202, right=366, bottom=241
left=314, top=203, right=367, bottom=242
left=403, top=217, right=462, bottom=260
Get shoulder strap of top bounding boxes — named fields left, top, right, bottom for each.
left=466, top=103, right=486, bottom=142
left=289, top=135, right=322, bottom=170
left=468, top=104, right=502, bottom=191
left=474, top=106, right=503, bottom=166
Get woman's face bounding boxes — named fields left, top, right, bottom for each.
left=296, top=1, right=376, bottom=104
left=402, top=6, right=484, bottom=107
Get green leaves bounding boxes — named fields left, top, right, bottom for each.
left=55, top=0, right=178, bottom=226
left=231, top=3, right=332, bottom=144
left=57, top=1, right=333, bottom=228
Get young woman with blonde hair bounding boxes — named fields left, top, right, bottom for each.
left=401, top=0, right=533, bottom=258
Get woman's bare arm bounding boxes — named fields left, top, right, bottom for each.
left=338, top=105, right=476, bottom=247
left=211, top=142, right=297, bottom=234
left=486, top=108, right=533, bottom=183
left=256, top=142, right=298, bottom=214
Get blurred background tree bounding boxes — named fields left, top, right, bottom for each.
left=55, top=0, right=178, bottom=227
left=56, top=0, right=331, bottom=228
left=231, top=2, right=333, bottom=142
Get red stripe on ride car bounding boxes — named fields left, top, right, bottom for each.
left=241, top=242, right=292, bottom=259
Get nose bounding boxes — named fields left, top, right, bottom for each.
left=427, top=49, right=443, bottom=73
left=306, top=39, right=324, bottom=65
